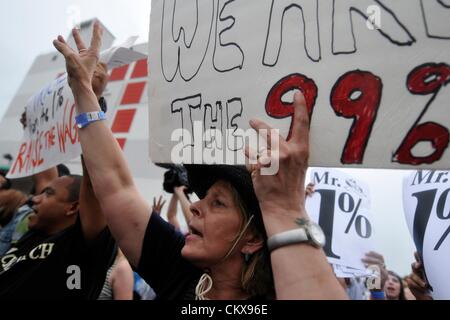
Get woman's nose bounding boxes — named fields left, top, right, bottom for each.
left=190, top=201, right=202, bottom=217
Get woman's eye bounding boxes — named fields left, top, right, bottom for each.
left=213, top=199, right=225, bottom=207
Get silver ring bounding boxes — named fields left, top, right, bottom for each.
left=79, top=49, right=88, bottom=54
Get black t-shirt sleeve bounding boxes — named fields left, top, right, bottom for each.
left=137, top=213, right=200, bottom=297
left=69, top=217, right=117, bottom=299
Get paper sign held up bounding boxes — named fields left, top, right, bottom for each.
left=148, top=0, right=450, bottom=169
left=7, top=45, right=146, bottom=179
left=403, top=170, right=450, bottom=300
left=306, top=168, right=375, bottom=273
left=7, top=75, right=79, bottom=179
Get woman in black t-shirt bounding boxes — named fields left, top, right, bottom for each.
left=53, top=23, right=348, bottom=300
left=137, top=165, right=275, bottom=300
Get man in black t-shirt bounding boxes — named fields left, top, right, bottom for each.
left=0, top=61, right=115, bottom=299
left=0, top=159, right=116, bottom=300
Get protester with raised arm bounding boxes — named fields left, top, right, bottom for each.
left=0, top=156, right=116, bottom=299
left=53, top=21, right=347, bottom=300
left=0, top=57, right=116, bottom=299
left=164, top=194, right=181, bottom=231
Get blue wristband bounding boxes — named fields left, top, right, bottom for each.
left=370, top=290, right=385, bottom=300
left=75, top=111, right=106, bottom=129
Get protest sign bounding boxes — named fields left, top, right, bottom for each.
left=403, top=170, right=450, bottom=299
left=333, top=264, right=375, bottom=279
left=6, top=74, right=79, bottom=179
left=306, top=168, right=375, bottom=274
left=148, top=0, right=450, bottom=169
left=7, top=46, right=146, bottom=179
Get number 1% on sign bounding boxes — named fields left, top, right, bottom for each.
left=339, top=192, right=372, bottom=239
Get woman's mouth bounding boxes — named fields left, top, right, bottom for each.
left=187, top=225, right=203, bottom=239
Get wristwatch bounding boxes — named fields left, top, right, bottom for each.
left=75, top=111, right=106, bottom=129
left=98, top=96, right=108, bottom=113
left=267, top=218, right=326, bottom=252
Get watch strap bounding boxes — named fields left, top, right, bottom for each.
left=267, top=228, right=309, bottom=252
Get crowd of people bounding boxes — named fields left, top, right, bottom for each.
left=0, top=22, right=435, bottom=300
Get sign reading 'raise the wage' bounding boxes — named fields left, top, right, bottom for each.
left=6, top=45, right=146, bottom=179
left=148, top=0, right=450, bottom=169
left=7, top=75, right=80, bottom=179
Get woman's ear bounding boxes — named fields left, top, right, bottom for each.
left=241, top=233, right=264, bottom=255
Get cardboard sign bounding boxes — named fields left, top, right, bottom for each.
left=306, top=168, right=375, bottom=273
left=7, top=47, right=146, bottom=179
left=403, top=170, right=450, bottom=300
left=148, top=0, right=450, bottom=169
left=7, top=75, right=79, bottom=179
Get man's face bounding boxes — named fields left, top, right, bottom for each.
left=28, top=176, right=75, bottom=232
left=181, top=181, right=246, bottom=268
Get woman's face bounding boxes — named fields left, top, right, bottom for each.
left=384, top=274, right=401, bottom=299
left=181, top=180, right=245, bottom=268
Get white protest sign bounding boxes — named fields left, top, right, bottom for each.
left=402, top=170, right=450, bottom=300
left=332, top=264, right=350, bottom=279
left=7, top=47, right=147, bottom=179
left=306, top=168, right=375, bottom=270
left=6, top=74, right=79, bottom=179
left=148, top=0, right=450, bottom=169
left=333, top=264, right=375, bottom=279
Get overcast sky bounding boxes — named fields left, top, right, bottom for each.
left=0, top=1, right=417, bottom=276
left=0, top=0, right=151, bottom=119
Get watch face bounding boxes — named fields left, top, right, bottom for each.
left=309, top=223, right=326, bottom=247
left=99, top=97, right=108, bottom=113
